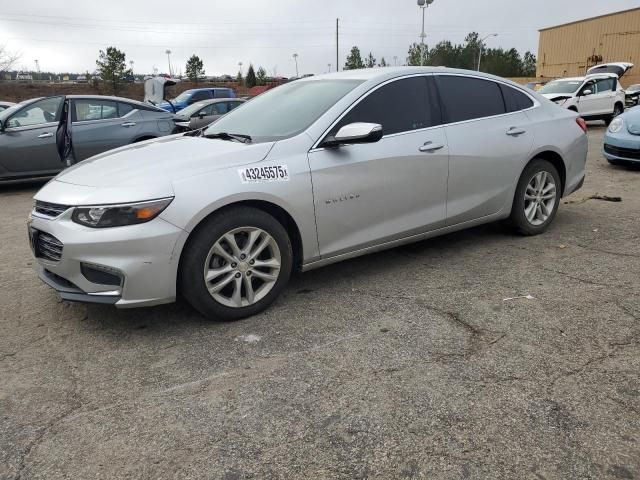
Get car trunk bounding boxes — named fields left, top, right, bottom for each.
left=587, top=62, right=634, bottom=79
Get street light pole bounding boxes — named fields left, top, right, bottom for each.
left=477, top=33, right=498, bottom=71
left=165, top=49, right=172, bottom=77
left=293, top=53, right=299, bottom=77
left=417, top=0, right=434, bottom=66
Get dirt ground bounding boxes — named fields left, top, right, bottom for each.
left=0, top=125, right=638, bottom=479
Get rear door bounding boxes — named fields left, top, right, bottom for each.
left=71, top=99, right=142, bottom=160
left=0, top=96, right=64, bottom=177
left=308, top=75, right=449, bottom=258
left=434, top=75, right=535, bottom=225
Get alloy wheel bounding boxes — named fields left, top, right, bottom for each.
left=203, top=227, right=281, bottom=308
left=524, top=171, right=557, bottom=226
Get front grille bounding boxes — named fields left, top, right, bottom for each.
left=604, top=144, right=640, bottom=160
left=34, top=201, right=70, bottom=219
left=36, top=232, right=64, bottom=262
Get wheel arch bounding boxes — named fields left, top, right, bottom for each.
left=177, top=199, right=305, bottom=276
left=524, top=149, right=567, bottom=195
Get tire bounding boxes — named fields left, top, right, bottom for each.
left=506, top=158, right=562, bottom=236
left=179, top=206, right=293, bottom=321
left=605, top=104, right=624, bottom=126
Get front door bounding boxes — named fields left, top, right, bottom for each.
left=308, top=75, right=449, bottom=258
left=0, top=96, right=65, bottom=177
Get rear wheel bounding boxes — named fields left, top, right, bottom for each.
left=507, top=159, right=561, bottom=236
left=179, top=207, right=293, bottom=321
left=605, top=103, right=624, bottom=126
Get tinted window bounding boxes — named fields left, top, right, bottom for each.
left=74, top=100, right=118, bottom=121
left=191, top=90, right=213, bottom=102
left=227, top=101, right=243, bottom=111
left=213, top=89, right=231, bottom=98
left=118, top=102, right=135, bottom=117
left=333, top=77, right=439, bottom=137
left=596, top=78, right=615, bottom=93
left=6, top=97, right=63, bottom=128
left=500, top=84, right=534, bottom=112
left=436, top=76, right=506, bottom=123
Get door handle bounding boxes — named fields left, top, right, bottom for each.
left=419, top=141, right=445, bottom=153
left=506, top=127, right=526, bottom=136
left=37, top=132, right=53, bottom=138
left=121, top=122, right=136, bottom=127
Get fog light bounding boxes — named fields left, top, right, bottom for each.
left=81, top=263, right=123, bottom=286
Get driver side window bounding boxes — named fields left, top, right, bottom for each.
left=6, top=97, right=63, bottom=129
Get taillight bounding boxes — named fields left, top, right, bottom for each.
left=576, top=117, right=588, bottom=134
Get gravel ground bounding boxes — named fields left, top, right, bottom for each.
left=1, top=125, right=638, bottom=479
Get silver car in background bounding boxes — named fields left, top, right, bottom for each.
left=0, top=101, right=15, bottom=112
left=29, top=67, right=588, bottom=321
left=174, top=98, right=246, bottom=130
left=0, top=95, right=176, bottom=182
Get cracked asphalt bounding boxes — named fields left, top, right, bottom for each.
left=1, top=125, right=639, bottom=479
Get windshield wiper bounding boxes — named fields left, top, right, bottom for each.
left=203, top=132, right=252, bottom=144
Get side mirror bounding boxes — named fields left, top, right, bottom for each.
left=198, top=112, right=207, bottom=119
left=581, top=89, right=593, bottom=96
left=322, top=122, right=383, bottom=148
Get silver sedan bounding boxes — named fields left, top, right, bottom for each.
left=174, top=98, right=246, bottom=130
left=0, top=95, right=176, bottom=182
left=29, top=67, right=588, bottom=321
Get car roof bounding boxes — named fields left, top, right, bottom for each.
left=298, top=66, right=533, bottom=89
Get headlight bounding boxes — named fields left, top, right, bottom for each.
left=554, top=99, right=568, bottom=106
left=71, top=198, right=173, bottom=228
left=608, top=117, right=624, bottom=134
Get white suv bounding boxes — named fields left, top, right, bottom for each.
left=538, top=62, right=633, bottom=125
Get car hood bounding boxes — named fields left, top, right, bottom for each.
left=54, top=135, right=275, bottom=188
left=624, top=107, right=640, bottom=135
left=541, top=93, right=573, bottom=101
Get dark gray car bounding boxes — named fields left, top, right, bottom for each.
left=0, top=95, right=176, bottom=182
left=174, top=98, right=245, bottom=130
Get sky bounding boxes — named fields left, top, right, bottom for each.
left=1, top=0, right=639, bottom=77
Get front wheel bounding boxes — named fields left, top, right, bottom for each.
left=506, top=159, right=561, bottom=236
left=179, top=207, right=293, bottom=321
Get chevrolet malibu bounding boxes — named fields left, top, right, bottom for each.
left=29, top=67, right=588, bottom=321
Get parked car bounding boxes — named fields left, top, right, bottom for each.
left=538, top=62, right=633, bottom=125
left=625, top=84, right=640, bottom=108
left=158, top=87, right=236, bottom=112
left=603, top=106, right=640, bottom=166
left=29, top=67, right=587, bottom=320
left=174, top=98, right=246, bottom=130
left=524, top=81, right=547, bottom=92
left=0, top=101, right=15, bottom=112
left=0, top=95, right=176, bottom=182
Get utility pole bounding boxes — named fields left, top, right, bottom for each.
left=393, top=55, right=398, bottom=66
left=34, top=59, right=40, bottom=80
left=293, top=53, right=299, bottom=77
left=336, top=18, right=339, bottom=72
left=477, top=33, right=498, bottom=71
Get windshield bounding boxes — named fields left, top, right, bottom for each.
left=173, top=90, right=193, bottom=103
left=539, top=80, right=582, bottom=95
left=203, top=79, right=363, bottom=142
left=176, top=102, right=209, bottom=117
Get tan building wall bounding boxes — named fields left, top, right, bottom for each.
left=537, top=7, right=640, bottom=87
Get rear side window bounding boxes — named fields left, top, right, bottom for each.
left=74, top=100, right=118, bottom=121
left=436, top=76, right=506, bottom=123
left=500, top=84, right=534, bottom=112
left=596, top=78, right=615, bottom=93
left=213, top=89, right=231, bottom=98
left=333, top=76, right=441, bottom=137
left=191, top=90, right=213, bottom=102
left=118, top=102, right=135, bottom=117
left=211, top=103, right=229, bottom=115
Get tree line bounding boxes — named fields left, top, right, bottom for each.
left=344, top=32, right=537, bottom=77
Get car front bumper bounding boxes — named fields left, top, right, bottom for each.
left=29, top=209, right=185, bottom=308
left=603, top=132, right=640, bottom=163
